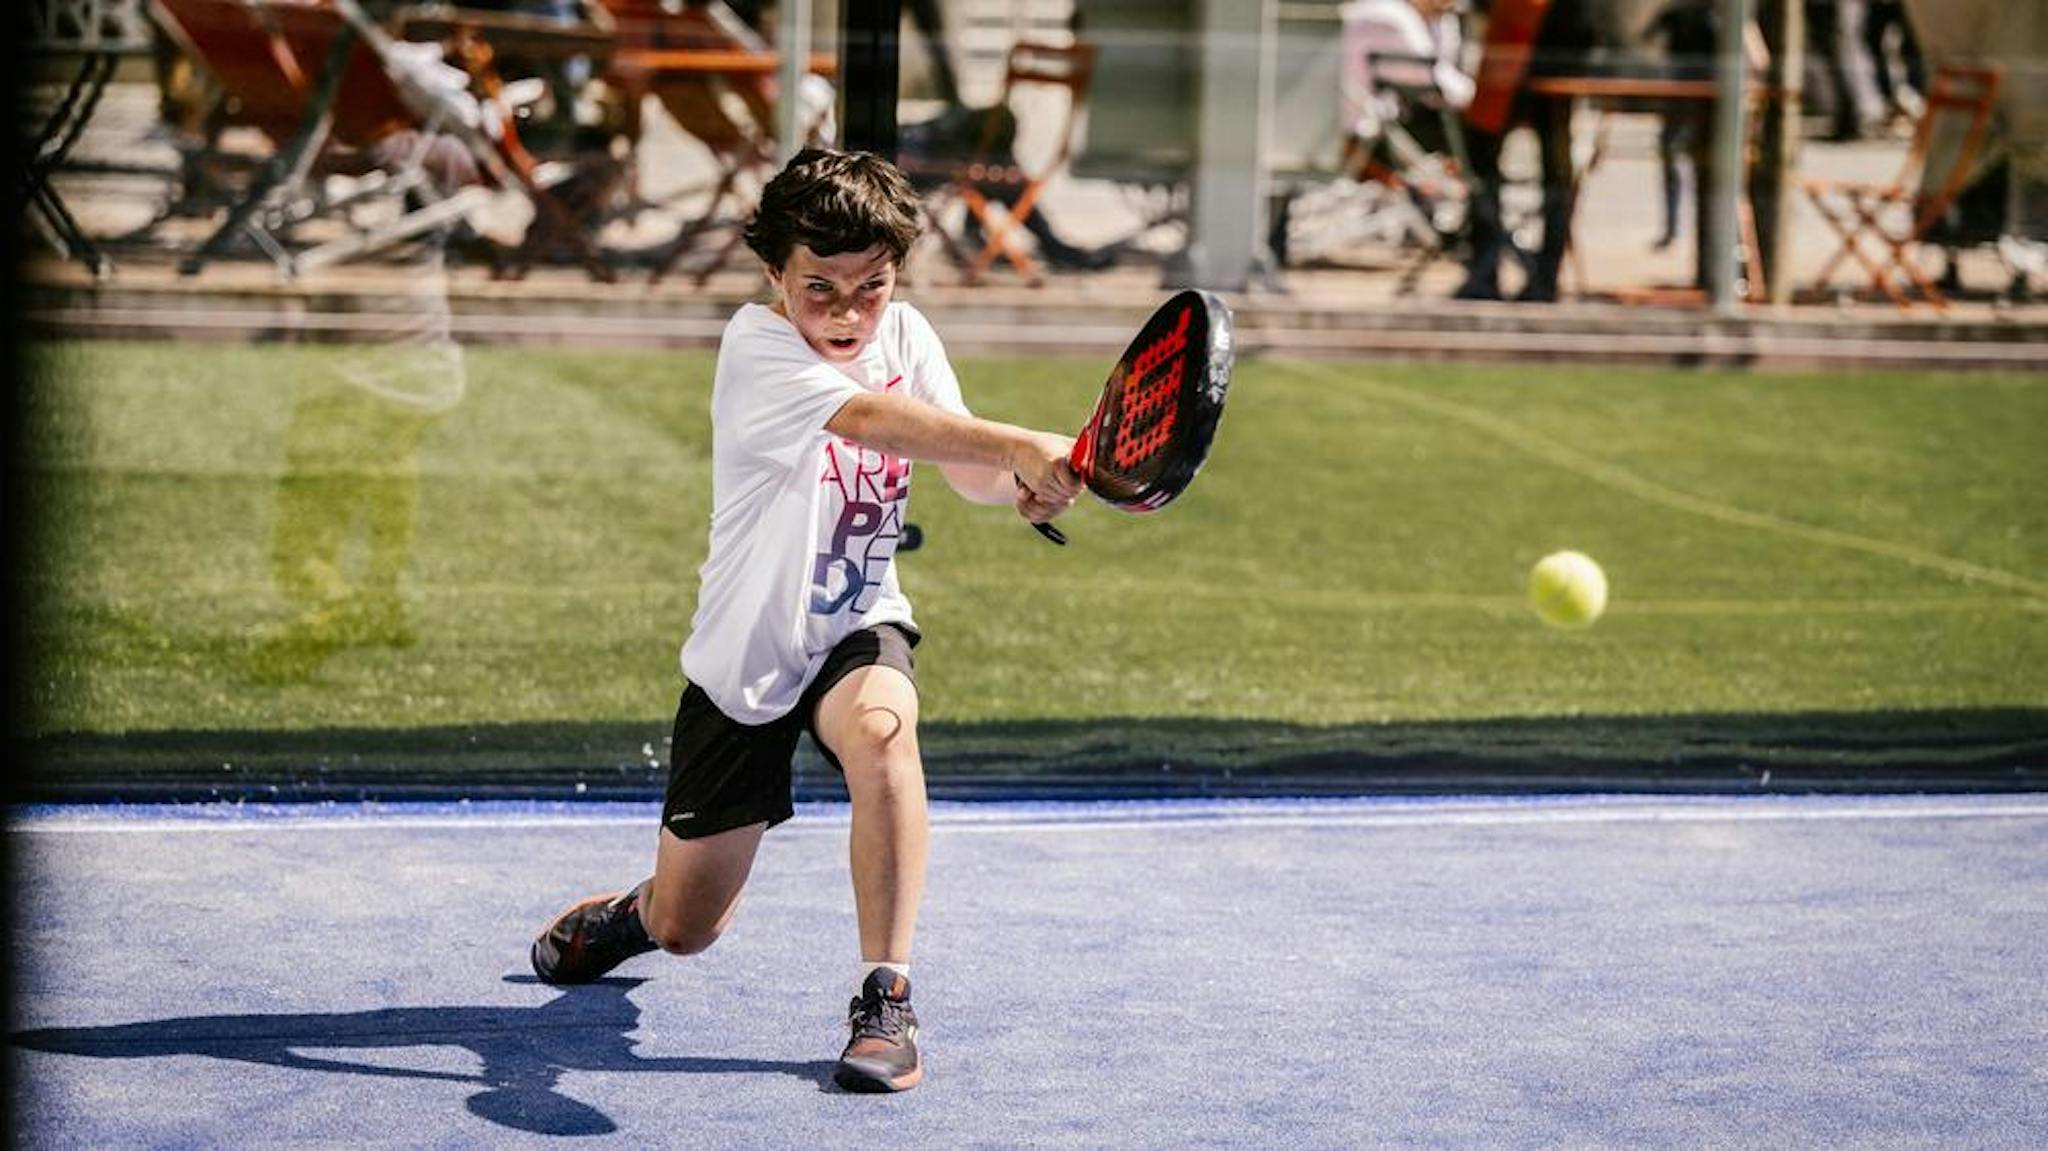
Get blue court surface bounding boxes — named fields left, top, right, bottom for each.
left=10, top=794, right=2047, bottom=1148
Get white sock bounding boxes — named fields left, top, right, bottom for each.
left=862, top=961, right=911, bottom=987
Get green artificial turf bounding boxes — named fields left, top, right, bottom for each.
left=18, top=340, right=2046, bottom=788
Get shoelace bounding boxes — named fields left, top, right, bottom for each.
left=847, top=993, right=912, bottom=1042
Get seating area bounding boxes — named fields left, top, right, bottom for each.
left=595, top=0, right=839, bottom=285
left=1801, top=65, right=2003, bottom=311
left=899, top=40, right=1097, bottom=286
left=25, top=0, right=1135, bottom=289
left=140, top=0, right=627, bottom=280
left=152, top=0, right=475, bottom=278
left=28, top=0, right=816, bottom=283
left=17, top=0, right=2044, bottom=317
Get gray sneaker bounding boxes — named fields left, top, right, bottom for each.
left=834, top=969, right=923, bottom=1092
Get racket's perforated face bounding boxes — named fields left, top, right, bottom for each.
left=1075, top=290, right=1234, bottom=513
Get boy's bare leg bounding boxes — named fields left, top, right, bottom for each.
left=814, top=665, right=927, bottom=965
left=642, top=821, right=768, bottom=955
left=815, top=663, right=928, bottom=1091
left=532, top=819, right=764, bottom=983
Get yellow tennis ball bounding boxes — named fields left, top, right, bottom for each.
left=1528, top=551, right=1608, bottom=629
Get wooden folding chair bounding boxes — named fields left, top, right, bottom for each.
left=155, top=0, right=621, bottom=280
left=390, top=2, right=622, bottom=281
left=600, top=0, right=833, bottom=285
left=1351, top=49, right=1500, bottom=295
left=1802, top=65, right=2001, bottom=311
left=153, top=0, right=497, bottom=278
left=400, top=5, right=624, bottom=282
left=908, top=40, right=1097, bottom=286
left=23, top=0, right=156, bottom=278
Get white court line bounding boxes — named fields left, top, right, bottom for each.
left=1283, top=362, right=2048, bottom=603
left=11, top=795, right=2048, bottom=836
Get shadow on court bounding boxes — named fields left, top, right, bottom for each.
left=11, top=795, right=2047, bottom=1147
left=23, top=707, right=2047, bottom=801
left=12, top=976, right=835, bottom=1136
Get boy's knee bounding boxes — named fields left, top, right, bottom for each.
left=837, top=704, right=917, bottom=771
left=642, top=905, right=722, bottom=956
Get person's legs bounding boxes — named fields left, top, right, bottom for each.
left=1519, top=97, right=1577, bottom=303
left=812, top=662, right=928, bottom=1092
left=1655, top=111, right=1687, bottom=250
left=1831, top=0, right=1885, bottom=139
left=814, top=665, right=927, bottom=967
left=1689, top=112, right=1717, bottom=290
left=534, top=682, right=795, bottom=984
left=1892, top=3, right=1925, bottom=103
left=641, top=821, right=769, bottom=955
left=533, top=806, right=769, bottom=985
left=536, top=811, right=770, bottom=983
left=1455, top=126, right=1509, bottom=300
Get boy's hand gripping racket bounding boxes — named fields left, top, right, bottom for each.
left=1031, top=290, right=1235, bottom=546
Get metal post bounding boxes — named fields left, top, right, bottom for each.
left=1707, top=0, right=1752, bottom=311
left=1183, top=0, right=1274, bottom=291
left=1757, top=0, right=1804, bottom=305
left=777, top=0, right=812, bottom=167
left=838, top=0, right=901, bottom=157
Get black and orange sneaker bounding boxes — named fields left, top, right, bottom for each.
left=834, top=968, right=923, bottom=1093
left=530, top=888, right=657, bottom=984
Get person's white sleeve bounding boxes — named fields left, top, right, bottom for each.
left=898, top=304, right=972, bottom=418
left=718, top=315, right=864, bottom=475
left=1347, top=1, right=1438, bottom=98
left=1435, top=61, right=1476, bottom=109
left=1434, top=14, right=1476, bottom=109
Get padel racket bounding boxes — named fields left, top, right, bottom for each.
left=1031, top=289, right=1234, bottom=545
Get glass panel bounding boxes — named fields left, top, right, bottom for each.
left=18, top=0, right=2045, bottom=801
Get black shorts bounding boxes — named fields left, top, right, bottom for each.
left=662, top=623, right=919, bottom=840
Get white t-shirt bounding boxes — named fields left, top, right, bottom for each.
left=679, top=300, right=969, bottom=724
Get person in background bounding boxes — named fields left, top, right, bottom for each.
left=1455, top=0, right=1596, bottom=303
left=1647, top=0, right=1715, bottom=252
left=1806, top=0, right=1886, bottom=141
left=1864, top=0, right=1925, bottom=128
left=1338, top=0, right=1475, bottom=151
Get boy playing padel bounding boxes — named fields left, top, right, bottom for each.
left=529, top=149, right=1079, bottom=1093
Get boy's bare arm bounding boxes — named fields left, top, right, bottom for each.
left=936, top=460, right=1027, bottom=507
left=828, top=392, right=1078, bottom=503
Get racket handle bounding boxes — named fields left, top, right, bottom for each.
left=1017, top=474, right=1070, bottom=545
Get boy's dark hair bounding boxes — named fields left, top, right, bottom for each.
left=743, top=148, right=924, bottom=271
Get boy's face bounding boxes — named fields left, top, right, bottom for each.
left=765, top=244, right=898, bottom=365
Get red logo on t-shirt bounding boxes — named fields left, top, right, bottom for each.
left=810, top=440, right=911, bottom=614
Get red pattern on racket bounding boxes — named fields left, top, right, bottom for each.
left=1034, top=290, right=1234, bottom=545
